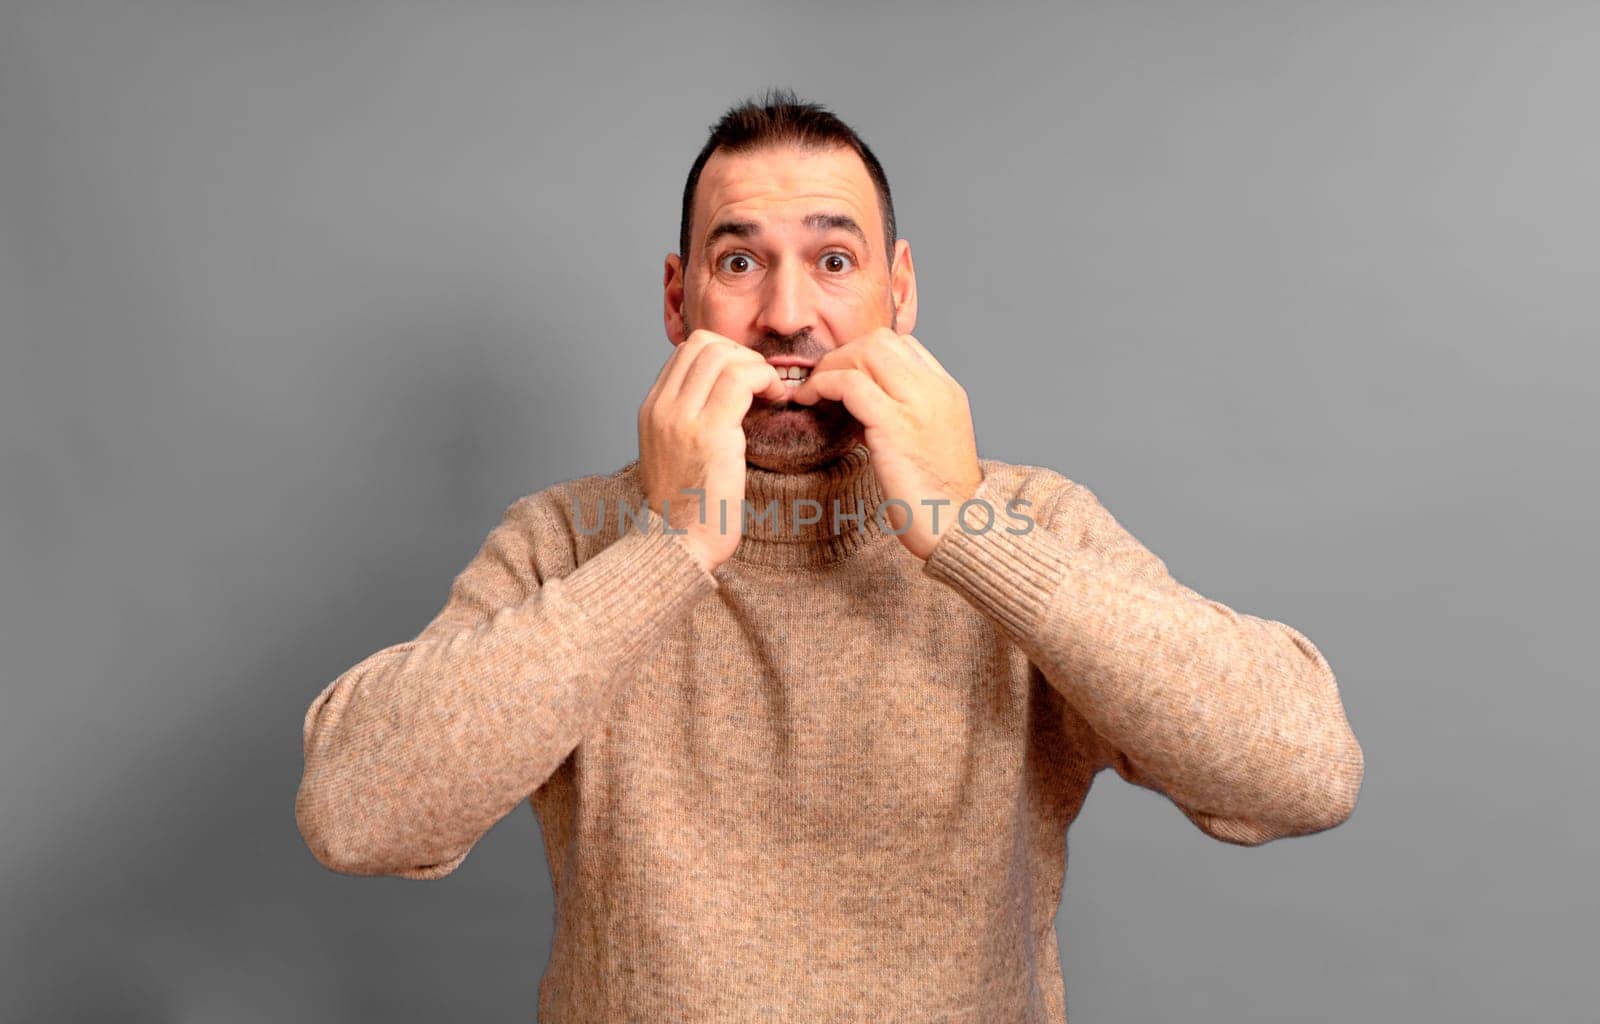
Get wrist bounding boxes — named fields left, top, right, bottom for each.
left=682, top=532, right=725, bottom=575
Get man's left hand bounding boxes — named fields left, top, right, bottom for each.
left=789, top=328, right=983, bottom=561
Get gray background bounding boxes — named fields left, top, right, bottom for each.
left=2, top=1, right=1594, bottom=1020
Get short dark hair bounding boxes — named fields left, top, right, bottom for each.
left=678, top=87, right=896, bottom=269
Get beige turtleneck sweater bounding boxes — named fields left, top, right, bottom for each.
left=294, top=444, right=1364, bottom=1023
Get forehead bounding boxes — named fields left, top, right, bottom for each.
left=694, top=144, right=881, bottom=244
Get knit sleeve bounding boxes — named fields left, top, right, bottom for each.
left=294, top=492, right=718, bottom=879
left=921, top=470, right=1364, bottom=846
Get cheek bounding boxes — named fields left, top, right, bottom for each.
left=822, top=292, right=891, bottom=337
left=834, top=278, right=892, bottom=317
left=698, top=280, right=761, bottom=312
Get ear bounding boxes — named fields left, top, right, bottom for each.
left=663, top=252, right=688, bottom=346
left=890, top=238, right=917, bottom=336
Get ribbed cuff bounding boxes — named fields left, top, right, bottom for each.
left=921, top=474, right=1072, bottom=639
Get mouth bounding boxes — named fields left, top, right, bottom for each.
left=768, top=359, right=816, bottom=388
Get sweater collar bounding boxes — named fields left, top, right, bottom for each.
left=733, top=443, right=889, bottom=568
left=613, top=444, right=890, bottom=569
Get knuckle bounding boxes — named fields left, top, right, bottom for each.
left=699, top=335, right=727, bottom=355
left=686, top=328, right=724, bottom=353
left=689, top=347, right=722, bottom=376
left=723, top=349, right=764, bottom=377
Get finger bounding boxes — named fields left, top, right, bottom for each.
left=644, top=345, right=685, bottom=411
left=805, top=336, right=862, bottom=376
left=677, top=338, right=765, bottom=412
left=655, top=330, right=731, bottom=407
left=793, top=367, right=898, bottom=428
left=868, top=336, right=926, bottom=401
left=821, top=333, right=923, bottom=403
left=701, top=359, right=785, bottom=425
left=898, top=334, right=953, bottom=381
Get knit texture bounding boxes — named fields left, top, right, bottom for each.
left=295, top=443, right=1364, bottom=1023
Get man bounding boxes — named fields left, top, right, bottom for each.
left=295, top=89, right=1364, bottom=1023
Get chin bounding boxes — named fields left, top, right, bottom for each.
left=744, top=408, right=864, bottom=473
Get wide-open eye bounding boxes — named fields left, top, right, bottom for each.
left=820, top=251, right=855, bottom=273
left=717, top=252, right=757, bottom=274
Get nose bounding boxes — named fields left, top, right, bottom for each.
left=755, top=256, right=814, bottom=338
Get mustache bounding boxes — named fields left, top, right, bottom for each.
left=753, top=330, right=828, bottom=365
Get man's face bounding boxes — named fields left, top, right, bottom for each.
left=663, top=143, right=917, bottom=473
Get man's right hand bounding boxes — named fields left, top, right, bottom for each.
left=637, top=330, right=787, bottom=574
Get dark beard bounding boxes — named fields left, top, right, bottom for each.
left=741, top=397, right=865, bottom=473
left=678, top=317, right=885, bottom=472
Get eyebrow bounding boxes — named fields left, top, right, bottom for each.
left=704, top=212, right=869, bottom=251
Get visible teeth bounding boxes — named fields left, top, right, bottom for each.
left=775, top=366, right=810, bottom=380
